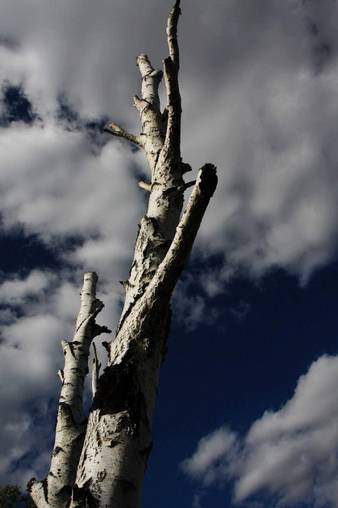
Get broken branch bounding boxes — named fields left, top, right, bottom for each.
left=167, top=0, right=181, bottom=68
left=104, top=122, right=143, bottom=147
left=148, top=164, right=217, bottom=297
left=138, top=180, right=152, bottom=192
left=182, top=180, right=196, bottom=191
left=91, top=342, right=101, bottom=399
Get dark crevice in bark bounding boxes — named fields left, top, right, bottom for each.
left=53, top=447, right=64, bottom=457
left=58, top=402, right=78, bottom=426
left=115, top=479, right=137, bottom=494
left=57, top=485, right=72, bottom=503
left=101, top=340, right=110, bottom=354
left=92, top=353, right=147, bottom=431
left=72, top=481, right=98, bottom=508
left=43, top=479, right=49, bottom=504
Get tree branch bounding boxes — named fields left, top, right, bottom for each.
left=182, top=180, right=196, bottom=191
left=138, top=180, right=152, bottom=192
left=136, top=54, right=163, bottom=107
left=167, top=0, right=181, bottom=68
left=147, top=164, right=217, bottom=297
left=104, top=122, right=143, bottom=147
left=161, top=0, right=182, bottom=164
left=91, top=342, right=101, bottom=400
left=113, top=164, right=217, bottom=360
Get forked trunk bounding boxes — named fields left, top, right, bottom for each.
left=28, top=2, right=217, bottom=507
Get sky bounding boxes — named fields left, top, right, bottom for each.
left=1, top=0, right=338, bottom=507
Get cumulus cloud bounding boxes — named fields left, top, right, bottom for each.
left=193, top=63, right=338, bottom=280
left=0, top=270, right=50, bottom=304
left=0, top=120, right=144, bottom=279
left=182, top=355, right=338, bottom=507
left=1, top=0, right=338, bottom=281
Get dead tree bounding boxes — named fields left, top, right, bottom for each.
left=28, top=1, right=217, bottom=507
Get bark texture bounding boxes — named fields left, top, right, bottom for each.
left=28, top=273, right=110, bottom=508
left=29, top=2, right=217, bottom=507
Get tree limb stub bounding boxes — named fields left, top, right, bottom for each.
left=182, top=180, right=196, bottom=191
left=138, top=180, right=152, bottom=192
left=104, top=122, right=143, bottom=147
left=91, top=342, right=101, bottom=400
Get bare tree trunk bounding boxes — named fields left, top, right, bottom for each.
left=68, top=1, right=217, bottom=505
left=28, top=2, right=217, bottom=507
left=28, top=273, right=110, bottom=508
left=70, top=165, right=216, bottom=508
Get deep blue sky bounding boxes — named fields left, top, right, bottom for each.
left=3, top=216, right=338, bottom=507
left=143, top=260, right=338, bottom=508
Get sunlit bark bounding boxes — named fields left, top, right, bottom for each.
left=29, top=2, right=217, bottom=507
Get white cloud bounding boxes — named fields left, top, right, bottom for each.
left=0, top=270, right=50, bottom=304
left=182, top=427, right=238, bottom=486
left=0, top=120, right=144, bottom=280
left=182, top=355, right=338, bottom=507
left=190, top=62, right=338, bottom=281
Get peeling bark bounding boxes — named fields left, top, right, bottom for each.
left=69, top=2, right=217, bottom=507
left=29, top=2, right=217, bottom=507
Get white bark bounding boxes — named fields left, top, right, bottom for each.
left=116, top=2, right=185, bottom=330
left=70, top=164, right=217, bottom=508
left=29, top=2, right=217, bottom=507
left=28, top=273, right=110, bottom=508
left=69, top=2, right=218, bottom=505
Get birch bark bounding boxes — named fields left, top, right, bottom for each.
left=28, top=273, right=110, bottom=508
left=28, top=1, right=217, bottom=507
left=69, top=2, right=217, bottom=506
